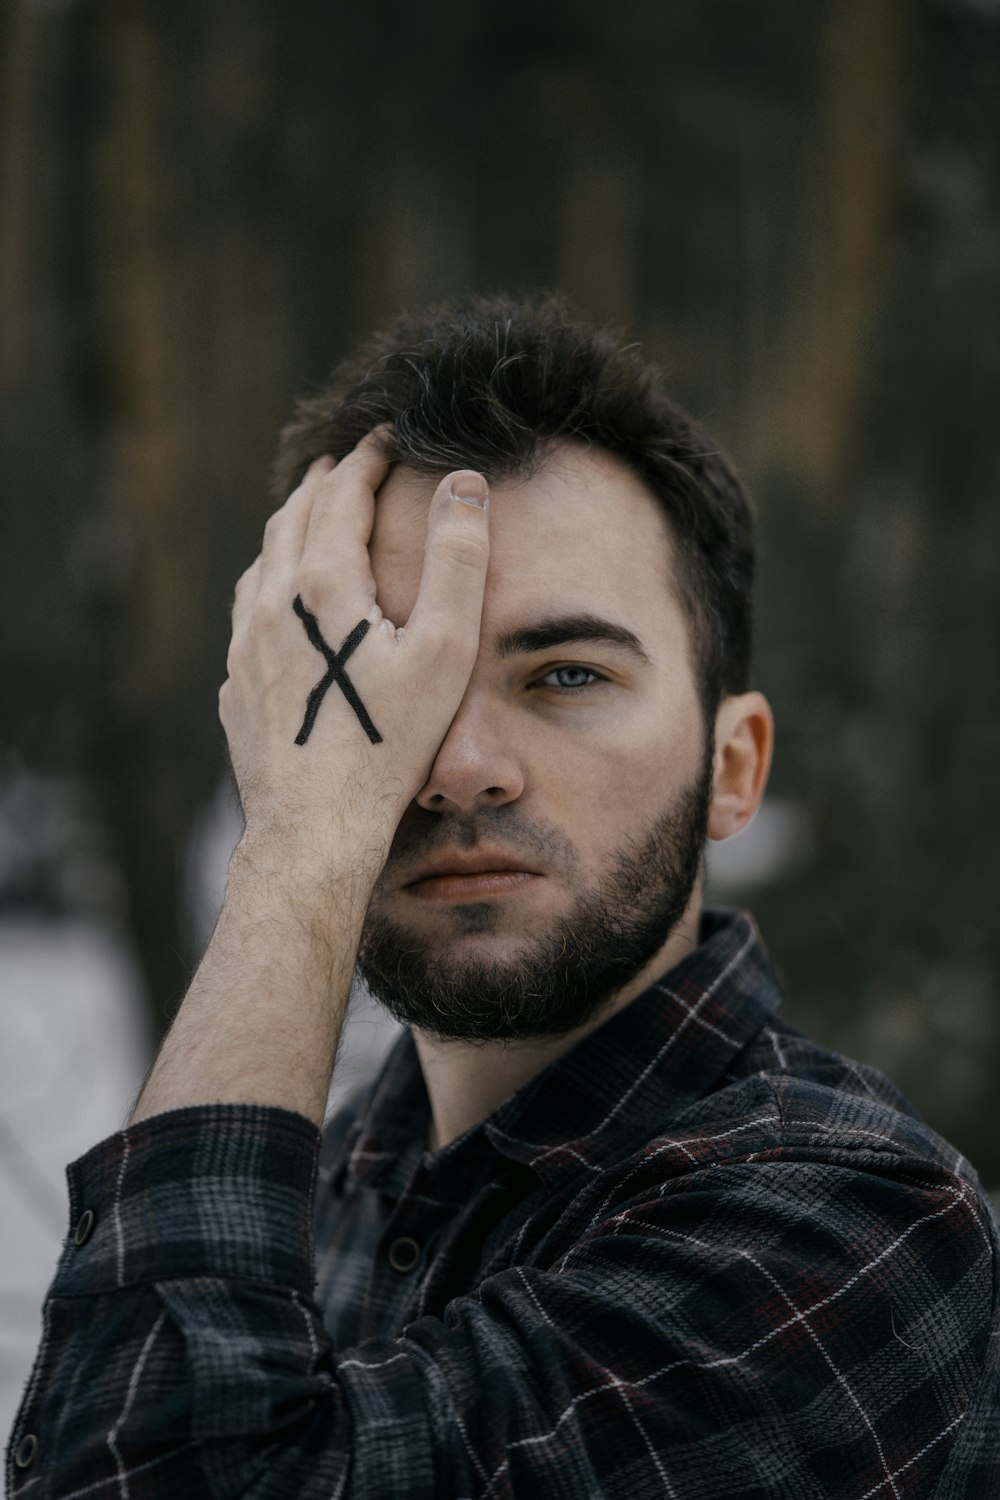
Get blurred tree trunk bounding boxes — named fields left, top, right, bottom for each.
left=744, top=0, right=912, bottom=498
left=88, top=2, right=290, bottom=1040
left=89, top=6, right=206, bottom=1038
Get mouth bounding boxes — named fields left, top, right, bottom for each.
left=401, top=851, right=542, bottom=902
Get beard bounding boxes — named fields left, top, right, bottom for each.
left=356, top=744, right=714, bottom=1046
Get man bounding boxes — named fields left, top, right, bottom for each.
left=8, top=295, right=999, bottom=1498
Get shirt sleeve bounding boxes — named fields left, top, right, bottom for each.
left=5, top=1102, right=995, bottom=1500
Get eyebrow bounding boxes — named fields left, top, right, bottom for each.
left=492, top=612, right=653, bottom=667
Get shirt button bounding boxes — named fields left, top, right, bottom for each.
left=14, top=1433, right=39, bottom=1469
left=74, top=1208, right=96, bottom=1246
left=387, top=1236, right=422, bottom=1274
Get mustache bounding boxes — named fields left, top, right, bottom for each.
left=380, top=805, right=577, bottom=875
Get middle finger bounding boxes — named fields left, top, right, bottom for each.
left=297, top=429, right=393, bottom=615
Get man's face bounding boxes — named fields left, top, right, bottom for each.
left=356, top=441, right=714, bottom=1043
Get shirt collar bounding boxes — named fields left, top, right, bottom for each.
left=345, top=907, right=782, bottom=1195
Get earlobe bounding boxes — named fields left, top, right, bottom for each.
left=707, top=692, right=774, bottom=842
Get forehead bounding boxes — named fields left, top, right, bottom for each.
left=369, top=441, right=686, bottom=647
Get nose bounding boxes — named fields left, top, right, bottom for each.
left=414, top=690, right=525, bottom=816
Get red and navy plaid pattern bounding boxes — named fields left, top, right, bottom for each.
left=7, top=908, right=999, bottom=1497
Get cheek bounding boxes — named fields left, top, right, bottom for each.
left=543, top=737, right=687, bottom=858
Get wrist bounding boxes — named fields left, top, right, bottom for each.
left=131, top=836, right=373, bottom=1126
left=227, top=821, right=388, bottom=926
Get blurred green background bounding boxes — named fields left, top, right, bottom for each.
left=1, top=0, right=998, bottom=1187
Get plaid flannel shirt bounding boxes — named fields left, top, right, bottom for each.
left=7, top=908, right=1000, bottom=1498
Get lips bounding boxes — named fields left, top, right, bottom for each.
left=403, top=851, right=541, bottom=887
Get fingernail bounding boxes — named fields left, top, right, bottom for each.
left=450, top=474, right=489, bottom=508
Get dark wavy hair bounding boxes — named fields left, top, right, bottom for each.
left=272, top=292, right=755, bottom=719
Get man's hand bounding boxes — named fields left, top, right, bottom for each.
left=129, top=434, right=489, bottom=1126
left=221, top=431, right=491, bottom=874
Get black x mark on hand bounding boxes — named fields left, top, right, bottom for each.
left=292, top=596, right=383, bottom=746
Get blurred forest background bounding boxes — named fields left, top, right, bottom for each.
left=1, top=0, right=999, bottom=1270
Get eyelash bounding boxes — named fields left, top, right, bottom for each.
left=533, top=665, right=608, bottom=695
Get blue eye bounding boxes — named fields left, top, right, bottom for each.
left=537, top=666, right=605, bottom=693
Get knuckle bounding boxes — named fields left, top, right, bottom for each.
left=252, top=591, right=282, bottom=627
left=296, top=560, right=332, bottom=599
left=417, top=618, right=451, bottom=654
left=422, top=621, right=476, bottom=670
left=440, top=531, right=489, bottom=571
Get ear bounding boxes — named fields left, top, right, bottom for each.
left=707, top=691, right=774, bottom=841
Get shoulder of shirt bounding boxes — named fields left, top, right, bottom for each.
left=610, top=1016, right=988, bottom=1208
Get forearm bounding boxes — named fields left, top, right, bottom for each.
left=131, top=836, right=379, bottom=1127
